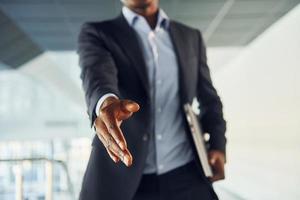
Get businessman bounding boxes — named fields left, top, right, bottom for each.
left=77, top=0, right=227, bottom=199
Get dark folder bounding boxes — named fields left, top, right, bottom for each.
left=183, top=103, right=213, bottom=177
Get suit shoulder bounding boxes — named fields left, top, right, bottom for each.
left=79, top=18, right=116, bottom=32
left=170, top=20, right=201, bottom=34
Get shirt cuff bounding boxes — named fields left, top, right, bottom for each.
left=95, top=93, right=118, bottom=116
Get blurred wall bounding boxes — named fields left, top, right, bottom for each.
left=212, top=4, right=300, bottom=200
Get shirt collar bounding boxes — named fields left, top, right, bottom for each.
left=122, top=6, right=169, bottom=30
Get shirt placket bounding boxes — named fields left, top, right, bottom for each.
left=148, top=31, right=165, bottom=173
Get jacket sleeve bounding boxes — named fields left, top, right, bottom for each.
left=196, top=30, right=227, bottom=155
left=77, top=22, right=120, bottom=128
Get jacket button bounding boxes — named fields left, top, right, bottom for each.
left=142, top=134, right=148, bottom=141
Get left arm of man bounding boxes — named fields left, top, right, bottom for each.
left=196, top=30, right=227, bottom=182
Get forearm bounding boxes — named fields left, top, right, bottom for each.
left=196, top=29, right=227, bottom=154
left=95, top=93, right=119, bottom=116
left=77, top=22, right=120, bottom=127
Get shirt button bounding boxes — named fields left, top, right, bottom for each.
left=149, top=31, right=155, bottom=38
left=157, top=80, right=162, bottom=85
left=142, top=134, right=148, bottom=141
left=158, top=164, right=164, bottom=170
left=204, top=133, right=210, bottom=142
left=157, top=108, right=162, bottom=113
left=156, top=134, right=162, bottom=140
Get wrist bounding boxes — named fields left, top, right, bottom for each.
left=100, top=96, right=119, bottom=110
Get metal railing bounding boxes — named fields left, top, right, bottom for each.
left=0, top=157, right=75, bottom=200
left=0, top=158, right=247, bottom=200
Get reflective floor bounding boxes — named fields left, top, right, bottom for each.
left=0, top=139, right=299, bottom=200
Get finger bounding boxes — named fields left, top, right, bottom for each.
left=215, top=159, right=225, bottom=174
left=121, top=100, right=140, bottom=113
left=99, top=128, right=132, bottom=166
left=209, top=169, right=224, bottom=182
left=210, top=160, right=225, bottom=182
left=209, top=176, right=219, bottom=182
left=102, top=112, right=127, bottom=150
left=106, top=136, right=132, bottom=167
left=123, top=148, right=133, bottom=166
left=106, top=148, right=120, bottom=163
left=98, top=115, right=133, bottom=167
left=210, top=172, right=225, bottom=182
left=117, top=109, right=133, bottom=121
left=117, top=100, right=139, bottom=121
left=95, top=119, right=129, bottom=164
left=96, top=125, right=119, bottom=164
left=96, top=124, right=120, bottom=157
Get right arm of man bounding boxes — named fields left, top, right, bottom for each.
left=77, top=22, right=120, bottom=127
left=77, top=22, right=140, bottom=166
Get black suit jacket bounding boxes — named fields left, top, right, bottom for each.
left=77, top=12, right=226, bottom=200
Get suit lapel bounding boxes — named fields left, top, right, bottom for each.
left=110, top=14, right=150, bottom=98
left=169, top=21, right=189, bottom=104
left=109, top=15, right=190, bottom=103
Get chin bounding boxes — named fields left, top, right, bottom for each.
left=128, top=0, right=155, bottom=9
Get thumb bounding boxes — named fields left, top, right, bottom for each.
left=121, top=100, right=140, bottom=113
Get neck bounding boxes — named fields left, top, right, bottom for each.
left=126, top=4, right=159, bottom=29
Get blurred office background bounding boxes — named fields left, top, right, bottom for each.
left=0, top=0, right=299, bottom=199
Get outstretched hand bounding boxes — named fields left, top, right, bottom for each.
left=94, top=96, right=140, bottom=167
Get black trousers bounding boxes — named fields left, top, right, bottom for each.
left=132, top=160, right=218, bottom=200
